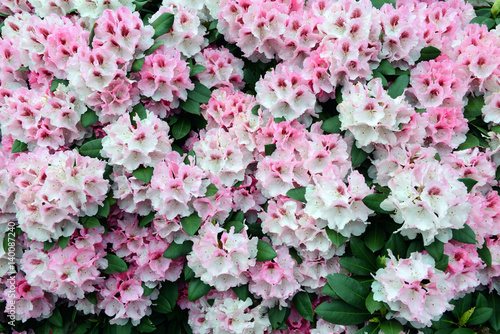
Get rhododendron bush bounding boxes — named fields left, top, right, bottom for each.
left=3, top=0, right=500, bottom=333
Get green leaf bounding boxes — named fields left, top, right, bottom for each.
left=132, top=166, right=154, bottom=184
left=48, top=309, right=63, bottom=327
left=97, top=197, right=111, bottom=218
left=86, top=292, right=97, bottom=305
left=139, top=211, right=156, bottom=227
left=377, top=59, right=396, bottom=75
left=179, top=99, right=201, bottom=115
left=286, top=187, right=307, bottom=203
left=492, top=125, right=500, bottom=134
left=458, top=133, right=481, bottom=151
left=181, top=212, right=202, bottom=236
left=16, top=66, right=29, bottom=72
left=251, top=105, right=260, bottom=116
left=321, top=116, right=342, bottom=134
left=380, top=320, right=403, bottom=334
left=425, top=239, right=444, bottom=262
left=172, top=118, right=191, bottom=139
left=458, top=178, right=478, bottom=193
left=205, top=183, right=218, bottom=197
left=293, top=292, right=314, bottom=322
left=189, top=82, right=212, bottom=103
left=417, top=46, right=442, bottom=63
left=44, top=240, right=56, bottom=252
left=315, top=300, right=372, bottom=326
left=137, top=317, right=156, bottom=333
left=370, top=0, right=396, bottom=9
left=265, top=143, right=276, bottom=156
left=362, top=193, right=393, bottom=214
left=365, top=291, right=382, bottom=314
left=188, top=89, right=210, bottom=105
left=153, top=281, right=178, bottom=313
left=488, top=293, right=500, bottom=331
left=79, top=138, right=103, bottom=158
left=351, top=144, right=368, bottom=167
left=477, top=293, right=488, bottom=309
left=355, top=323, right=380, bottom=334
left=2, top=233, right=9, bottom=254
left=464, top=96, right=485, bottom=121
left=144, top=42, right=164, bottom=56
left=50, top=78, right=69, bottom=92
left=326, top=274, right=369, bottom=308
left=188, top=278, right=211, bottom=301
left=152, top=12, right=175, bottom=39
left=384, top=233, right=407, bottom=259
left=452, top=224, right=477, bottom=244
left=339, top=257, right=374, bottom=276
left=350, top=237, right=377, bottom=269
left=11, top=139, right=28, bottom=153
left=102, top=254, right=129, bottom=274
left=325, top=227, right=348, bottom=248
left=224, top=220, right=245, bottom=233
left=372, top=70, right=388, bottom=86
left=232, top=285, right=249, bottom=301
left=189, top=64, right=207, bottom=77
left=73, top=324, right=92, bottom=334
left=435, top=254, right=449, bottom=272
left=89, top=22, right=97, bottom=47
left=268, top=306, right=290, bottom=330
left=451, top=329, right=475, bottom=334
left=387, top=74, right=410, bottom=99
left=467, top=307, right=493, bottom=325
left=452, top=294, right=473, bottom=320
left=58, top=236, right=70, bottom=249
left=364, top=224, right=385, bottom=252
left=321, top=281, right=339, bottom=298
left=131, top=103, right=147, bottom=120
left=256, top=240, right=277, bottom=262
left=142, top=282, right=155, bottom=296
left=477, top=241, right=492, bottom=267
left=81, top=109, right=98, bottom=128
left=131, top=57, right=145, bottom=72
left=163, top=240, right=193, bottom=259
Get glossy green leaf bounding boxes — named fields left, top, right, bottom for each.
left=139, top=211, right=156, bottom=227
left=350, top=237, right=377, bottom=269
left=362, top=193, right=393, bottom=214
left=458, top=133, right=480, bottom=151
left=265, top=143, right=276, bottom=156
left=232, top=285, right=250, bottom=301
left=452, top=224, right=477, bottom=244
left=205, top=183, right=218, bottom=197
left=144, top=42, right=164, bottom=56
left=152, top=12, right=175, bottom=39
left=79, top=138, right=103, bottom=158
left=339, top=257, right=374, bottom=276
left=387, top=74, right=409, bottom=98
left=44, top=240, right=56, bottom=252
left=181, top=212, right=202, bottom=236
left=153, top=281, right=178, bottom=313
left=326, top=274, right=369, bottom=308
left=142, top=282, right=155, bottom=296
left=132, top=166, right=154, bottom=184
left=377, top=59, right=396, bottom=75
left=48, top=309, right=63, bottom=327
left=131, top=57, right=145, bottom=72
left=137, top=317, right=156, bottom=333
left=102, top=254, right=128, bottom=274
left=251, top=105, right=260, bottom=116
left=380, top=320, right=403, bottom=334
left=321, top=116, right=342, bottom=134
left=131, top=103, right=147, bottom=120
left=425, top=239, right=444, bottom=262
left=189, top=64, right=207, bottom=77
left=417, top=46, right=441, bottom=62
left=325, top=227, right=348, bottom=248
left=467, top=307, right=493, bottom=325
left=365, top=291, right=382, bottom=314
left=286, top=187, right=307, bottom=203
left=384, top=233, right=407, bottom=259
left=179, top=98, right=201, bottom=115
left=58, top=236, right=70, bottom=249
left=163, top=240, right=193, bottom=259
left=477, top=241, right=492, bottom=267
left=224, top=220, right=245, bottom=233
left=315, top=300, right=372, bottom=326
left=464, top=96, right=485, bottom=121
left=293, top=292, right=314, bottom=322
left=172, top=118, right=191, bottom=139
left=355, top=323, right=380, bottom=334
left=50, top=78, right=69, bottom=92
left=364, top=224, right=385, bottom=252
left=370, top=0, right=396, bottom=9
left=488, top=293, right=500, bottom=331
left=268, top=306, right=290, bottom=330
left=321, top=281, right=339, bottom=298
left=188, top=278, right=211, bottom=301
left=11, top=139, right=28, bottom=153
left=85, top=292, right=97, bottom=305
left=73, top=324, right=92, bottom=334
left=256, top=240, right=277, bottom=262
left=458, top=178, right=478, bottom=193
left=372, top=70, right=388, bottom=86
left=351, top=144, right=368, bottom=167
left=81, top=109, right=98, bottom=128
